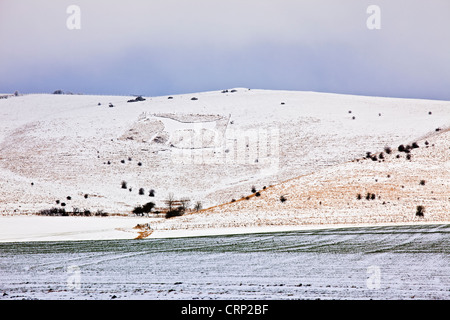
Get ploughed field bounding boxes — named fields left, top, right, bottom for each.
left=1, top=224, right=448, bottom=300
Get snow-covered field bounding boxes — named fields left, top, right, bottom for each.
left=1, top=224, right=448, bottom=300
left=0, top=215, right=154, bottom=242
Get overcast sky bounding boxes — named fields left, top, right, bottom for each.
left=1, top=0, right=450, bottom=100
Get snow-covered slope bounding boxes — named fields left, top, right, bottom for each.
left=153, top=129, right=449, bottom=235
left=0, top=89, right=449, bottom=217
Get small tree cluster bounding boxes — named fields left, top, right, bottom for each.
left=366, top=193, right=376, bottom=200
left=38, top=207, right=107, bottom=216
left=94, top=210, right=108, bottom=217
left=398, top=144, right=417, bottom=154
left=132, top=202, right=155, bottom=216
left=38, top=208, right=68, bottom=216
left=398, top=144, right=406, bottom=152
left=164, top=194, right=190, bottom=218
left=165, top=207, right=184, bottom=219
left=127, top=96, right=146, bottom=103
left=72, top=208, right=92, bottom=216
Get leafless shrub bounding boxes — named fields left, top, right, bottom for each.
left=416, top=205, right=425, bottom=217
left=194, top=201, right=202, bottom=212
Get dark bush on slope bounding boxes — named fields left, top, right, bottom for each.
left=416, top=205, right=425, bottom=217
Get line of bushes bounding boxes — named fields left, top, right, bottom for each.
left=37, top=208, right=108, bottom=216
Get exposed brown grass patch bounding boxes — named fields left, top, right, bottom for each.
left=133, top=223, right=153, bottom=239
left=152, top=130, right=449, bottom=230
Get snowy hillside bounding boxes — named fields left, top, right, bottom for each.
left=0, top=89, right=449, bottom=221
left=153, top=129, right=449, bottom=236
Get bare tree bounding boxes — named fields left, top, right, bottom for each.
left=194, top=201, right=202, bottom=212
left=165, top=192, right=175, bottom=212
left=180, top=198, right=191, bottom=212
